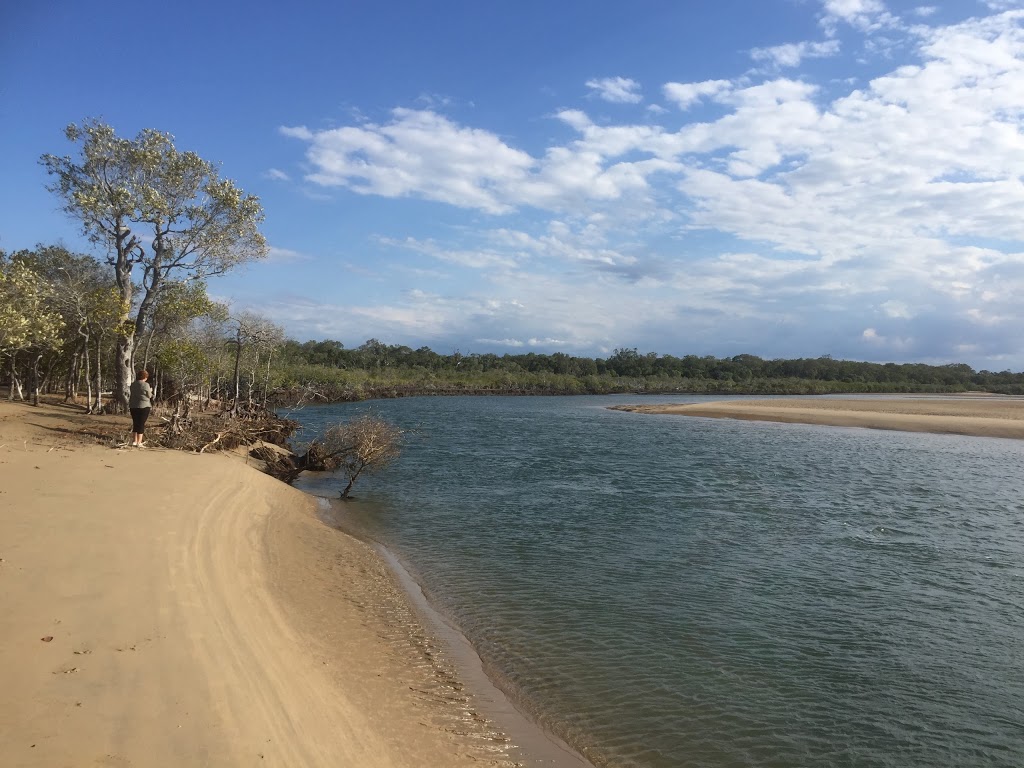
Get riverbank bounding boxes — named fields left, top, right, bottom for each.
left=609, top=395, right=1024, bottom=439
left=0, top=399, right=522, bottom=767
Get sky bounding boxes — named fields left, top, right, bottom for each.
left=3, top=0, right=1024, bottom=369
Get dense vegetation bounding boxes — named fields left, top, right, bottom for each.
left=269, top=340, right=1024, bottom=400
left=5, top=245, right=1024, bottom=410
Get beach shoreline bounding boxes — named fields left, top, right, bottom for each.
left=609, top=395, right=1024, bottom=439
left=312, top=495, right=596, bottom=768
left=0, top=398, right=578, bottom=767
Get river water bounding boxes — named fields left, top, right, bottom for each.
left=292, top=395, right=1024, bottom=768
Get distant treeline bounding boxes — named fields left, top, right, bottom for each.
left=271, top=339, right=1024, bottom=402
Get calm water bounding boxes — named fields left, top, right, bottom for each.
left=292, top=395, right=1024, bottom=768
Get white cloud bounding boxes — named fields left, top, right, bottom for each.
left=528, top=337, right=568, bottom=346
left=279, top=125, right=313, bottom=140
left=820, top=0, right=897, bottom=34
left=586, top=76, right=643, bottom=104
left=861, top=327, right=913, bottom=350
left=880, top=300, right=913, bottom=318
left=381, top=235, right=521, bottom=270
left=823, top=0, right=885, bottom=19
left=750, top=39, right=841, bottom=68
left=266, top=246, right=312, bottom=263
left=415, top=92, right=454, bottom=108
left=477, top=338, right=525, bottom=347
left=290, top=109, right=535, bottom=214
left=273, top=8, right=1024, bottom=366
left=264, top=168, right=290, bottom=181
left=285, top=107, right=686, bottom=215
left=662, top=79, right=733, bottom=109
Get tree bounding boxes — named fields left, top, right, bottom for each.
left=41, top=119, right=267, bottom=411
left=141, top=280, right=225, bottom=371
left=254, top=414, right=404, bottom=496
left=140, top=283, right=228, bottom=411
left=53, top=256, right=124, bottom=413
left=225, top=311, right=284, bottom=415
left=325, top=414, right=404, bottom=498
left=0, top=255, right=65, bottom=404
left=15, top=244, right=125, bottom=412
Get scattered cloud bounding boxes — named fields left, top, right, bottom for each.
left=264, top=168, right=290, bottom=181
left=477, top=338, right=526, bottom=347
left=529, top=337, right=568, bottom=346
left=381, top=235, right=522, bottom=270
left=279, top=125, right=313, bottom=140
left=585, top=76, right=643, bottom=104
left=750, top=39, right=841, bottom=68
left=270, top=8, right=1024, bottom=366
left=266, top=246, right=313, bottom=263
left=415, top=92, right=455, bottom=108
left=862, top=327, right=912, bottom=350
left=819, top=0, right=898, bottom=35
left=662, top=79, right=733, bottom=110
left=283, top=109, right=534, bottom=214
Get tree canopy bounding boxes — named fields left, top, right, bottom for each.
left=40, top=119, right=267, bottom=409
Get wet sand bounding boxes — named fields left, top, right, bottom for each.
left=0, top=398, right=529, bottom=767
left=609, top=396, right=1024, bottom=439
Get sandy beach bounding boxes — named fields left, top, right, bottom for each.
left=610, top=395, right=1024, bottom=439
left=0, top=399, right=528, bottom=767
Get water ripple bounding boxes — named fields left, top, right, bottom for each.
left=295, top=396, right=1024, bottom=768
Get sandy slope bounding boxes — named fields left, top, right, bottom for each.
left=0, top=400, right=517, bottom=768
left=609, top=396, right=1024, bottom=439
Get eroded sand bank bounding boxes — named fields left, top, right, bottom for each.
left=0, top=399, right=524, bottom=767
left=609, top=396, right=1024, bottom=439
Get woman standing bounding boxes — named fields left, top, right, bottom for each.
left=129, top=369, right=153, bottom=448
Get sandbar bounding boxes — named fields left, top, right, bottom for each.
left=609, top=395, right=1024, bottom=439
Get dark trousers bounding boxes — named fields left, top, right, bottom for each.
left=130, top=407, right=151, bottom=434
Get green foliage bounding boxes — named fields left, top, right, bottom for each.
left=156, top=338, right=210, bottom=384
left=266, top=339, right=1024, bottom=401
left=41, top=119, right=268, bottom=408
left=41, top=120, right=267, bottom=272
left=0, top=256, right=64, bottom=356
left=153, top=281, right=228, bottom=328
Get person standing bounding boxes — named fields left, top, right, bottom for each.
left=129, top=369, right=153, bottom=448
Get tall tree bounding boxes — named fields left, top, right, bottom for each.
left=225, top=311, right=284, bottom=415
left=0, top=255, right=65, bottom=404
left=40, top=119, right=267, bottom=410
left=18, top=244, right=123, bottom=412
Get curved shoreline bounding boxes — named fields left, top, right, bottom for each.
left=609, top=396, right=1024, bottom=439
left=312, top=495, right=596, bottom=768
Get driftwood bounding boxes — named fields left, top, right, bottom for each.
left=152, top=408, right=297, bottom=454
left=250, top=441, right=347, bottom=485
left=252, top=414, right=404, bottom=496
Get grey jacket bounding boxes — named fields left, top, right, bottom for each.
left=129, top=380, right=153, bottom=409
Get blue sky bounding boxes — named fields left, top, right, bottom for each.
left=3, top=0, right=1024, bottom=369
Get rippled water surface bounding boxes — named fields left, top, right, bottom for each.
left=293, top=395, right=1024, bottom=768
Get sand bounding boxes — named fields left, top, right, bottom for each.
left=0, top=398, right=526, bottom=767
left=609, top=395, right=1024, bottom=439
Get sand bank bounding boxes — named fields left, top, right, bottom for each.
left=609, top=396, right=1024, bottom=439
left=0, top=399, right=528, bottom=767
